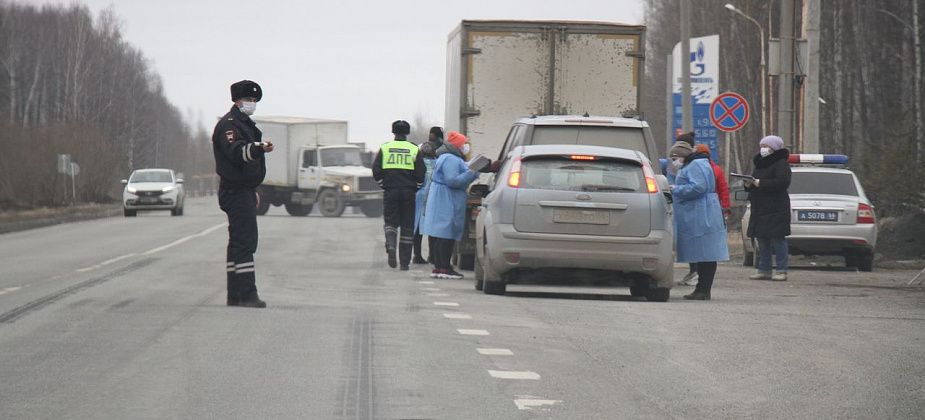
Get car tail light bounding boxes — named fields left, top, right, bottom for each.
left=857, top=203, right=875, bottom=224
left=507, top=157, right=522, bottom=188
left=569, top=155, right=597, bottom=161
left=641, top=161, right=659, bottom=194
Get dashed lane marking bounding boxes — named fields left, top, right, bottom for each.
left=0, top=287, right=22, bottom=296
left=417, top=281, right=435, bottom=285
left=477, top=348, right=513, bottom=356
left=426, top=293, right=449, bottom=297
left=141, top=223, right=226, bottom=255
left=433, top=301, right=459, bottom=307
left=457, top=329, right=489, bottom=336
left=421, top=287, right=441, bottom=291
left=488, top=370, right=541, bottom=380
left=100, top=253, right=138, bottom=266
left=514, top=398, right=562, bottom=411
left=443, top=313, right=472, bottom=319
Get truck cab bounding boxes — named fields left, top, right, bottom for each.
left=295, top=145, right=382, bottom=217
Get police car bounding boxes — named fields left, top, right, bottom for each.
left=740, top=154, right=878, bottom=271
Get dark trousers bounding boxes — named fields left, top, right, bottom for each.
left=432, top=237, right=456, bottom=270
left=413, top=230, right=437, bottom=261
left=695, top=261, right=717, bottom=293
left=383, top=187, right=416, bottom=266
left=219, top=189, right=259, bottom=302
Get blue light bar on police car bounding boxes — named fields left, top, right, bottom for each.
left=788, top=154, right=848, bottom=165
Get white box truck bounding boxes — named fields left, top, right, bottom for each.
left=445, top=20, right=647, bottom=268
left=254, top=116, right=382, bottom=217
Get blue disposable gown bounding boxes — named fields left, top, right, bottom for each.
left=670, top=157, right=730, bottom=263
left=420, top=153, right=478, bottom=240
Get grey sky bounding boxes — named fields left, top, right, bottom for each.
left=39, top=0, right=643, bottom=145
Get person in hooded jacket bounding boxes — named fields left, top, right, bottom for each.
left=412, top=127, right=444, bottom=264
left=745, top=135, right=792, bottom=281
left=668, top=141, right=729, bottom=300
left=420, top=131, right=479, bottom=279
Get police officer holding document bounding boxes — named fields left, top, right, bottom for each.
left=212, top=80, right=273, bottom=308
left=372, top=120, right=426, bottom=271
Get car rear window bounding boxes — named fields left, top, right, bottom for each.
left=790, top=172, right=858, bottom=196
left=130, top=171, right=172, bottom=183
left=520, top=157, right=644, bottom=192
left=531, top=126, right=648, bottom=153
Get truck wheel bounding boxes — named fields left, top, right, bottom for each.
left=285, top=203, right=313, bottom=217
left=170, top=206, right=183, bottom=216
left=457, top=253, right=475, bottom=271
left=124, top=209, right=136, bottom=217
left=318, top=189, right=346, bottom=217
left=256, top=195, right=271, bottom=216
left=359, top=201, right=383, bottom=217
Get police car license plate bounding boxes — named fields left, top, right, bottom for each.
left=797, top=210, right=838, bottom=222
left=553, top=208, right=610, bottom=225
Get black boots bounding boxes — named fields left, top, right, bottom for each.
left=683, top=290, right=711, bottom=300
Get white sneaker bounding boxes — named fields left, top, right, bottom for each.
left=772, top=272, right=788, bottom=281
left=680, top=272, right=699, bottom=286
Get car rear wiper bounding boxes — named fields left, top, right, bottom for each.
left=580, top=184, right=636, bottom=192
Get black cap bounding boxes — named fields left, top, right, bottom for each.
left=429, top=126, right=444, bottom=139
left=392, top=120, right=410, bottom=135
left=231, top=80, right=262, bottom=102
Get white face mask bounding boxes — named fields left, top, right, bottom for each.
left=239, top=101, right=257, bottom=115
left=671, top=157, right=684, bottom=169
left=759, top=147, right=772, bottom=157
left=461, top=143, right=471, bottom=155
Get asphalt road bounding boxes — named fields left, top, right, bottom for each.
left=1, top=197, right=924, bottom=419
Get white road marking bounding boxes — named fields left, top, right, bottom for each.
left=142, top=223, right=226, bottom=255
left=421, top=287, right=441, bottom=291
left=457, top=329, right=490, bottom=336
left=76, top=265, right=100, bottom=272
left=477, top=348, right=514, bottom=356
left=99, top=253, right=138, bottom=266
left=443, top=313, right=472, bottom=319
left=417, top=281, right=435, bottom=285
left=0, top=286, right=22, bottom=296
left=433, top=301, right=459, bottom=307
left=426, top=293, right=449, bottom=297
left=489, top=370, right=541, bottom=380
left=514, top=398, right=562, bottom=411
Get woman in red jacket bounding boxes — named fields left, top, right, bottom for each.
left=679, top=143, right=731, bottom=286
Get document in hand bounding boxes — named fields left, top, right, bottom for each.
left=729, top=172, right=756, bottom=181
left=467, top=154, right=490, bottom=172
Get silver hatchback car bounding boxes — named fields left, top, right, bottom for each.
left=740, top=157, right=877, bottom=271
left=475, top=145, right=674, bottom=301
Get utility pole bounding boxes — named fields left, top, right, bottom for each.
left=666, top=54, right=674, bottom=151
left=777, top=0, right=795, bottom=143
left=801, top=0, right=821, bottom=153
left=680, top=0, right=692, bottom=132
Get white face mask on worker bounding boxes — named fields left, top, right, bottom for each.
left=461, top=143, right=471, bottom=155
left=239, top=101, right=257, bottom=115
left=760, top=147, right=772, bottom=157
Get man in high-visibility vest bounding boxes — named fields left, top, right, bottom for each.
left=372, top=120, right=426, bottom=270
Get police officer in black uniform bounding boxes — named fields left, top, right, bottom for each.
left=212, top=80, right=274, bottom=308
left=372, top=120, right=425, bottom=271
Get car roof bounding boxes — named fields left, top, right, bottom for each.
left=133, top=168, right=172, bottom=173
left=514, top=144, right=644, bottom=162
left=791, top=166, right=856, bottom=175
left=513, top=115, right=648, bottom=128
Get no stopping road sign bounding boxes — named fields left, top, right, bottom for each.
left=710, top=92, right=750, bottom=132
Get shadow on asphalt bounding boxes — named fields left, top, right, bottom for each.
left=503, top=290, right=642, bottom=302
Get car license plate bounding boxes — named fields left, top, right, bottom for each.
left=140, top=197, right=158, bottom=204
left=797, top=210, right=838, bottom=222
left=552, top=208, right=610, bottom=225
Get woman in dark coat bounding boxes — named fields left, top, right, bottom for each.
left=745, top=135, right=792, bottom=281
